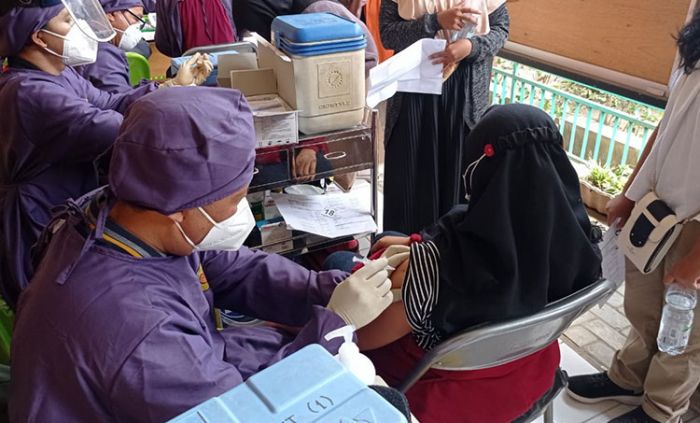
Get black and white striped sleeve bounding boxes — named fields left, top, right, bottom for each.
left=401, top=241, right=441, bottom=350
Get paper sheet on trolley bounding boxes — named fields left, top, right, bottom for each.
left=271, top=181, right=377, bottom=239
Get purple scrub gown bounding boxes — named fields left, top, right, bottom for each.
left=77, top=42, right=143, bottom=93
left=10, top=196, right=348, bottom=422
left=11, top=87, right=351, bottom=421
left=0, top=61, right=157, bottom=307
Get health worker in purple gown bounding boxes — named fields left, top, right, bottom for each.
left=10, top=87, right=394, bottom=422
left=0, top=0, right=213, bottom=309
left=76, top=0, right=152, bottom=93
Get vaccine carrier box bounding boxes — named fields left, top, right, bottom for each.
left=263, top=14, right=366, bottom=135
left=167, top=344, right=407, bottom=423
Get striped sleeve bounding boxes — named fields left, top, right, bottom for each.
left=401, top=241, right=441, bottom=350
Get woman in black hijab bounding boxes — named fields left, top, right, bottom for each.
left=352, top=104, right=602, bottom=422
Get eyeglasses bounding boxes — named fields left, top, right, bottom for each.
left=126, top=9, right=153, bottom=30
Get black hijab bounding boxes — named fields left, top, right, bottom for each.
left=423, top=104, right=602, bottom=340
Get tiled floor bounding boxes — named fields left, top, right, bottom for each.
left=531, top=342, right=699, bottom=423
left=530, top=342, right=635, bottom=423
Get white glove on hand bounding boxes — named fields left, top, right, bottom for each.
left=327, top=258, right=393, bottom=330
left=191, top=53, right=213, bottom=85
left=380, top=245, right=410, bottom=273
left=160, top=53, right=213, bottom=88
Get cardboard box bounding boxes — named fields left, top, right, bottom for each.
left=259, top=220, right=293, bottom=254
left=219, top=51, right=299, bottom=148
left=215, top=52, right=258, bottom=88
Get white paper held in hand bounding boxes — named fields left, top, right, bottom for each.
left=600, top=219, right=626, bottom=287
left=366, top=38, right=447, bottom=108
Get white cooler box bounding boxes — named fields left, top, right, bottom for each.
left=266, top=13, right=367, bottom=135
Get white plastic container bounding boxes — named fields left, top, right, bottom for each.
left=261, top=14, right=367, bottom=135
left=285, top=49, right=366, bottom=134
left=258, top=36, right=365, bottom=135
left=324, top=325, right=376, bottom=385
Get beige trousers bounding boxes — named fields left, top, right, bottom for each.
left=608, top=221, right=700, bottom=423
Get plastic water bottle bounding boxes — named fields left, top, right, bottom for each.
left=450, top=22, right=477, bottom=42
left=450, top=0, right=485, bottom=42
left=657, top=284, right=697, bottom=355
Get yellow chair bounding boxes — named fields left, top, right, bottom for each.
left=125, top=52, right=151, bottom=87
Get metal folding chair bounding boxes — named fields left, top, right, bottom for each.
left=397, top=278, right=617, bottom=423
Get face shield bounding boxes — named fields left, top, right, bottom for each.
left=61, top=0, right=115, bottom=41
left=33, top=0, right=115, bottom=41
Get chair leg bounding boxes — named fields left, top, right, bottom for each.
left=544, top=403, right=554, bottom=423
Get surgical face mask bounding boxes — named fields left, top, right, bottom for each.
left=116, top=23, right=142, bottom=51
left=175, top=198, right=256, bottom=252
left=41, top=22, right=98, bottom=67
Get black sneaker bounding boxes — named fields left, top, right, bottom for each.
left=566, top=372, right=643, bottom=405
left=609, top=407, right=661, bottom=423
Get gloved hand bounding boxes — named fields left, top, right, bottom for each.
left=380, top=245, right=410, bottom=272
left=160, top=53, right=213, bottom=88
left=327, top=258, right=393, bottom=330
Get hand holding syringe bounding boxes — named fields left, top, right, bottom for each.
left=353, top=256, right=395, bottom=273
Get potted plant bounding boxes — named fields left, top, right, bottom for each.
left=580, top=164, right=631, bottom=215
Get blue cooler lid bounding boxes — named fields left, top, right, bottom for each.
left=271, top=13, right=363, bottom=44
left=279, top=36, right=367, bottom=56
left=167, top=344, right=408, bottom=423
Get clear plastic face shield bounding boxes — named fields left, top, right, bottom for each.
left=59, top=0, right=115, bottom=41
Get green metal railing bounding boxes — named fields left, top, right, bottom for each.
left=489, top=63, right=662, bottom=168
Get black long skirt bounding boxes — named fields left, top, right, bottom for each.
left=383, top=66, right=472, bottom=234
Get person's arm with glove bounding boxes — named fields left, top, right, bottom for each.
left=160, top=53, right=214, bottom=88
left=327, top=258, right=394, bottom=330
left=355, top=249, right=413, bottom=350
left=225, top=260, right=394, bottom=376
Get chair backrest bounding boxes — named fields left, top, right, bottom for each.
left=397, top=278, right=617, bottom=392
left=125, top=52, right=151, bottom=86
left=182, top=41, right=257, bottom=57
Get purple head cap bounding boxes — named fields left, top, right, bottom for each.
left=109, top=87, right=257, bottom=215
left=0, top=4, right=64, bottom=58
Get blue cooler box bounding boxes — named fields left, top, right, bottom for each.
left=169, top=51, right=240, bottom=87
left=271, top=13, right=365, bottom=56
left=168, top=344, right=407, bottom=423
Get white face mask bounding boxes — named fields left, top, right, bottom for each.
left=41, top=22, right=98, bottom=67
left=175, top=198, right=256, bottom=252
left=116, top=23, right=142, bottom=51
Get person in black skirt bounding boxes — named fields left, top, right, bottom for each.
left=380, top=0, right=509, bottom=234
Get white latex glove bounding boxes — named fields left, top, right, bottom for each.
left=191, top=53, right=213, bottom=85
left=160, top=53, right=213, bottom=88
left=380, top=245, right=410, bottom=272
left=327, top=258, right=392, bottom=330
